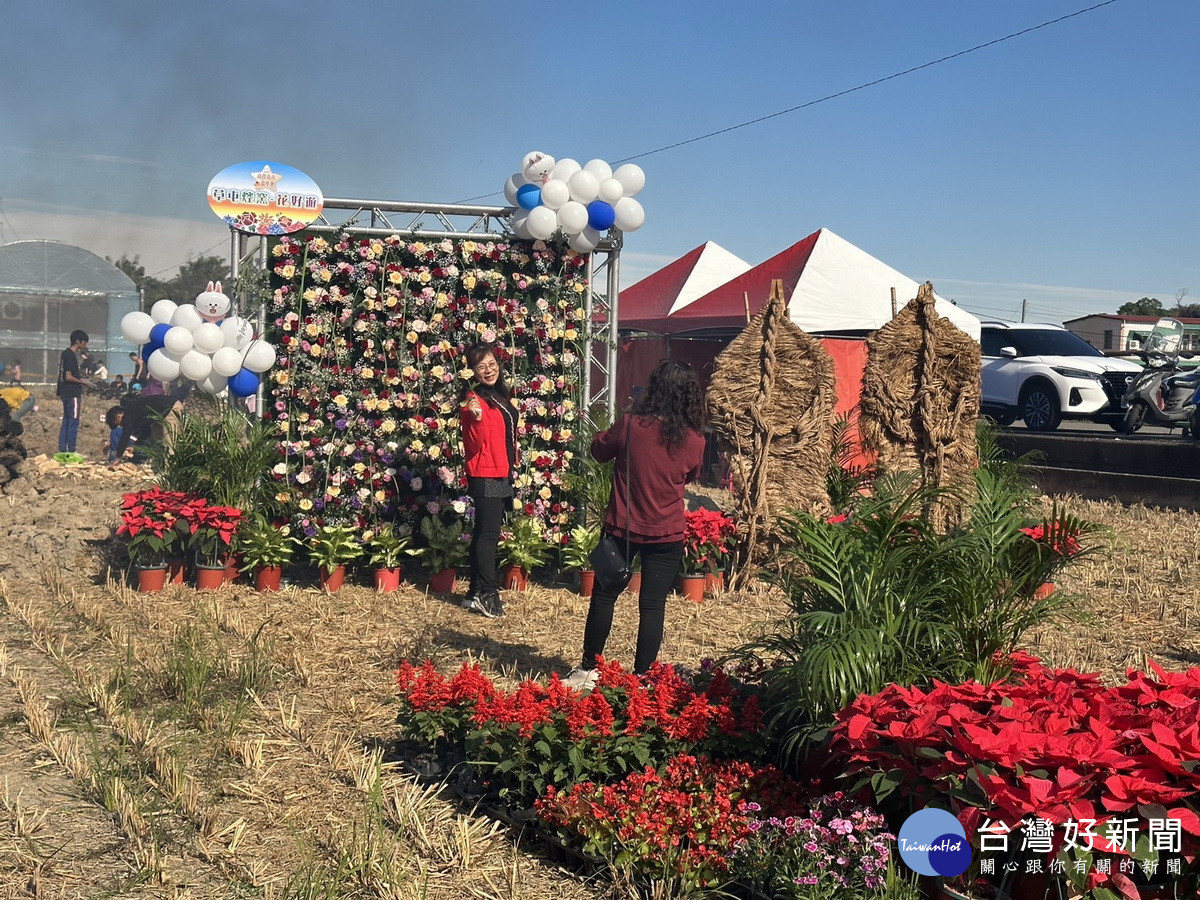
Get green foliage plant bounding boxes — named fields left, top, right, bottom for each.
left=560, top=523, right=601, bottom=571
left=498, top=517, right=553, bottom=571
left=825, top=410, right=877, bottom=514
left=308, top=525, right=363, bottom=570
left=365, top=523, right=412, bottom=569
left=565, top=407, right=614, bottom=526
left=414, top=514, right=468, bottom=573
left=237, top=515, right=299, bottom=571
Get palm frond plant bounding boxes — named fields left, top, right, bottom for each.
left=565, top=407, right=614, bottom=525
left=825, top=410, right=877, bottom=515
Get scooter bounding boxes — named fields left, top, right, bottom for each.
left=1120, top=317, right=1200, bottom=436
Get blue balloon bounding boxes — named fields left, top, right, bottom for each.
left=516, top=183, right=542, bottom=210
left=142, top=343, right=157, bottom=363
left=149, top=323, right=171, bottom=346
left=586, top=200, right=616, bottom=231
left=227, top=368, right=260, bottom=398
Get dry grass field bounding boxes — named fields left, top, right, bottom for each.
left=0, top=391, right=1197, bottom=898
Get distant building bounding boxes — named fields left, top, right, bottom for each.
left=0, top=240, right=139, bottom=382
left=1064, top=313, right=1200, bottom=355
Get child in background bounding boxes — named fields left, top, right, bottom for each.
left=103, top=406, right=124, bottom=464
left=10, top=361, right=20, bottom=385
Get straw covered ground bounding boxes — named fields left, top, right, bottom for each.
left=0, top=389, right=1198, bottom=898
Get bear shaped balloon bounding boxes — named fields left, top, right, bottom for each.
left=194, top=281, right=232, bottom=323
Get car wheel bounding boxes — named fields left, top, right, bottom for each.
left=1122, top=401, right=1147, bottom=435
left=1020, top=383, right=1061, bottom=431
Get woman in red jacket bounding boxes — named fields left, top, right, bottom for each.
left=459, top=344, right=518, bottom=619
left=564, top=360, right=707, bottom=690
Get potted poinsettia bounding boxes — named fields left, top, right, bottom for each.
left=117, top=487, right=190, bottom=591
left=365, top=523, right=412, bottom=593
left=238, top=515, right=298, bottom=592
left=498, top=517, right=552, bottom=590
left=177, top=499, right=244, bottom=590
left=561, top=523, right=601, bottom=597
left=309, top=524, right=363, bottom=591
left=682, top=508, right=736, bottom=600
left=414, top=513, right=468, bottom=593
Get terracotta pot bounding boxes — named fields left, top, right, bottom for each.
left=136, top=565, right=168, bottom=593
left=679, top=574, right=706, bottom=603
left=502, top=565, right=529, bottom=591
left=167, top=558, right=188, bottom=585
left=254, top=565, right=283, bottom=592
left=624, top=572, right=642, bottom=595
left=224, top=553, right=242, bottom=584
left=194, top=565, right=226, bottom=591
left=374, top=567, right=402, bottom=593
left=1033, top=582, right=1055, bottom=600
left=319, top=564, right=346, bottom=592
left=578, top=568, right=595, bottom=598
left=704, top=571, right=725, bottom=595
left=428, top=567, right=456, bottom=593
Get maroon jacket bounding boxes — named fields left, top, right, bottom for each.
left=592, top=414, right=705, bottom=543
left=460, top=391, right=513, bottom=478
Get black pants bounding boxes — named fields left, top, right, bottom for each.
left=468, top=494, right=506, bottom=597
left=581, top=538, right=683, bottom=674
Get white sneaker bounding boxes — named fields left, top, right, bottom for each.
left=562, top=668, right=598, bottom=692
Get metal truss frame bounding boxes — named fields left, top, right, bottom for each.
left=226, top=197, right=620, bottom=417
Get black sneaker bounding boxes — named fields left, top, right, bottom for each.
left=479, top=591, right=505, bottom=619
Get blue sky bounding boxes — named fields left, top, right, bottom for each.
left=1, top=0, right=1196, bottom=325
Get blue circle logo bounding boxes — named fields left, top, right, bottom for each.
left=897, top=808, right=973, bottom=877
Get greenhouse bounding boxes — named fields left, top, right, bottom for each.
left=0, top=240, right=139, bottom=382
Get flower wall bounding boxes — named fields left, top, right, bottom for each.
left=265, top=232, right=589, bottom=539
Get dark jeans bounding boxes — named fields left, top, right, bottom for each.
left=468, top=494, right=506, bottom=597
left=581, top=537, right=683, bottom=674
left=58, top=396, right=81, bottom=453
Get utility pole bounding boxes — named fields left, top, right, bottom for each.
left=1020, top=299, right=1027, bottom=323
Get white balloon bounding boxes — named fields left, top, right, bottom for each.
left=150, top=299, right=178, bottom=325
left=147, top=348, right=182, bottom=382
left=503, top=173, right=525, bottom=206
left=162, top=325, right=194, bottom=356
left=211, top=346, right=244, bottom=378
left=192, top=322, right=224, bottom=354
left=567, top=170, right=599, bottom=204
left=169, top=304, right=204, bottom=330
left=556, top=201, right=589, bottom=234
left=120, top=311, right=154, bottom=344
left=539, top=179, right=570, bottom=210
left=197, top=372, right=229, bottom=395
left=583, top=159, right=613, bottom=182
left=509, top=209, right=531, bottom=239
left=179, top=348, right=213, bottom=381
left=526, top=206, right=557, bottom=241
left=614, top=163, right=646, bottom=197
left=242, top=339, right=277, bottom=374
left=568, top=227, right=601, bottom=253
left=220, top=316, right=253, bottom=350
left=597, top=177, right=625, bottom=205
left=613, top=196, right=646, bottom=232
left=550, top=158, right=581, bottom=183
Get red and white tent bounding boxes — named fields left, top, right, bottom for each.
left=642, top=228, right=980, bottom=341
left=618, top=241, right=751, bottom=333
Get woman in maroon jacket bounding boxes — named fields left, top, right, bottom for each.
left=459, top=344, right=518, bottom=619
left=564, top=360, right=707, bottom=690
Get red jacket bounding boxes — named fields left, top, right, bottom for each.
left=593, top=414, right=705, bottom=542
left=460, top=391, right=513, bottom=478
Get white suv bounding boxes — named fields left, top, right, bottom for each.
left=980, top=322, right=1142, bottom=431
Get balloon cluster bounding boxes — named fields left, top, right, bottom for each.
left=503, top=152, right=645, bottom=251
left=118, top=281, right=277, bottom=398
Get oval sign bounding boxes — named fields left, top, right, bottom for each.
left=207, top=161, right=324, bottom=235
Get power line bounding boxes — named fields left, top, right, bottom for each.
left=145, top=239, right=227, bottom=279
left=456, top=0, right=1120, bottom=202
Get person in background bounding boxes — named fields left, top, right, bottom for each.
left=57, top=330, right=93, bottom=453
left=111, top=374, right=127, bottom=395
left=459, top=343, right=518, bottom=619
left=128, top=351, right=146, bottom=389
left=103, top=406, right=124, bottom=464
left=563, top=360, right=707, bottom=691
left=108, top=393, right=181, bottom=466
left=10, top=360, right=21, bottom=386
